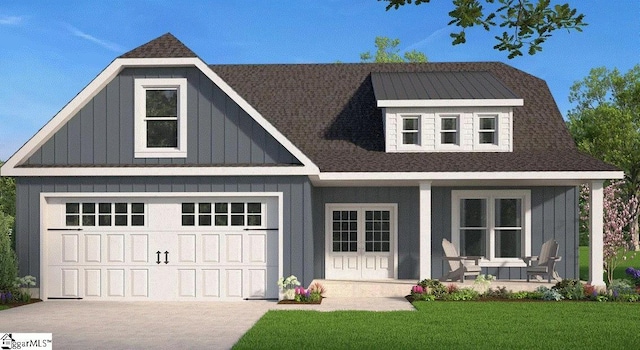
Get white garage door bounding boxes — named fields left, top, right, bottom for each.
left=44, top=195, right=279, bottom=301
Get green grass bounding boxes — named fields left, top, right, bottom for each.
left=579, top=246, right=640, bottom=281
left=234, top=302, right=640, bottom=349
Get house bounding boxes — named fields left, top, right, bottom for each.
left=0, top=33, right=622, bottom=301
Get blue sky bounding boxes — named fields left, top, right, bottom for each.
left=0, top=1, right=637, bottom=161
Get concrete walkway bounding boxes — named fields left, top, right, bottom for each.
left=0, top=298, right=414, bottom=349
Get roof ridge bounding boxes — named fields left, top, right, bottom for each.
left=119, top=33, right=197, bottom=59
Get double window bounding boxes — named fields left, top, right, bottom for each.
left=134, top=78, right=188, bottom=158
left=439, top=115, right=459, bottom=146
left=478, top=115, right=497, bottom=145
left=452, top=190, right=530, bottom=266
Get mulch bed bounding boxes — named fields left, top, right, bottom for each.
left=405, top=295, right=548, bottom=303
left=277, top=298, right=322, bottom=305
left=1, top=299, right=43, bottom=309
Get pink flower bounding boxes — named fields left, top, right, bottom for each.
left=412, top=285, right=424, bottom=294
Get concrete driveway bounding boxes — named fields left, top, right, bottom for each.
left=0, top=300, right=274, bottom=349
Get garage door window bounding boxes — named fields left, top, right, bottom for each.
left=182, top=202, right=263, bottom=227
left=66, top=202, right=145, bottom=227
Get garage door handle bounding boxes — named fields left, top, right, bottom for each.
left=48, top=228, right=83, bottom=231
left=243, top=228, right=279, bottom=231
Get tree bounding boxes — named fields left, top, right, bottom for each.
left=567, top=65, right=640, bottom=250
left=381, top=0, right=586, bottom=59
left=0, top=211, right=17, bottom=291
left=0, top=161, right=16, bottom=218
left=360, top=36, right=428, bottom=63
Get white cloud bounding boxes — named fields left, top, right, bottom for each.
left=404, top=26, right=450, bottom=53
left=0, top=15, right=23, bottom=25
left=65, top=24, right=123, bottom=52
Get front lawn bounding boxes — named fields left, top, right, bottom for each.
left=579, top=246, right=640, bottom=281
left=234, top=302, right=640, bottom=349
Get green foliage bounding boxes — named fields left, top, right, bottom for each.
left=0, top=161, right=16, bottom=218
left=360, top=36, right=427, bottom=63
left=483, top=286, right=510, bottom=298
left=568, top=65, right=640, bottom=250
left=552, top=279, right=585, bottom=300
left=380, top=0, right=586, bottom=59
left=507, top=291, right=529, bottom=300
left=417, top=279, right=447, bottom=298
left=608, top=279, right=635, bottom=296
left=442, top=288, right=479, bottom=301
left=0, top=212, right=18, bottom=291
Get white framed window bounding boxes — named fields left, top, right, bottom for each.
left=451, top=190, right=531, bottom=267
left=65, top=202, right=146, bottom=227
left=134, top=78, right=188, bottom=158
left=400, top=115, right=420, bottom=146
left=437, top=114, right=459, bottom=146
left=476, top=115, right=498, bottom=145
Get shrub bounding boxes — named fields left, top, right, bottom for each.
left=535, top=286, right=563, bottom=301
left=442, top=288, right=479, bottom=301
left=507, top=291, right=529, bottom=300
left=625, top=267, right=640, bottom=286
left=446, top=284, right=459, bottom=294
left=553, top=279, right=585, bottom=300
left=418, top=279, right=447, bottom=299
left=483, top=286, right=511, bottom=299
left=0, top=212, right=18, bottom=291
left=608, top=279, right=635, bottom=296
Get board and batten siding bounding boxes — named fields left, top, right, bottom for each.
left=24, top=67, right=298, bottom=166
left=15, top=176, right=314, bottom=286
left=312, top=187, right=421, bottom=279
left=432, top=186, right=579, bottom=280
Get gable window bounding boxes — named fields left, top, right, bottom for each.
left=439, top=115, right=459, bottom=145
left=452, top=190, right=530, bottom=267
left=401, top=116, right=420, bottom=145
left=134, top=78, right=187, bottom=158
left=478, top=116, right=497, bottom=145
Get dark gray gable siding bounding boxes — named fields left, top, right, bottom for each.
left=15, top=176, right=314, bottom=286
left=312, top=187, right=420, bottom=279
left=24, top=67, right=299, bottom=166
left=432, top=186, right=579, bottom=280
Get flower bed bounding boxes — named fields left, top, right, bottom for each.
left=409, top=274, right=640, bottom=303
left=277, top=276, right=326, bottom=304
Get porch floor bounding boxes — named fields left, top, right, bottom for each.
left=311, top=279, right=557, bottom=298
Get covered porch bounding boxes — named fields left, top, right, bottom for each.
left=419, top=180, right=609, bottom=287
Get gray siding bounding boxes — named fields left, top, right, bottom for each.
left=15, top=176, right=314, bottom=286
left=432, top=186, right=579, bottom=280
left=25, top=67, right=298, bottom=166
left=313, top=187, right=420, bottom=279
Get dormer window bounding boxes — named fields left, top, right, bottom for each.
left=478, top=115, right=497, bottom=145
left=439, top=115, right=459, bottom=145
left=134, top=78, right=188, bottom=158
left=401, top=116, right=420, bottom=145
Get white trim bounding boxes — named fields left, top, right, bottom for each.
left=473, top=113, right=500, bottom=150
left=3, top=166, right=316, bottom=177
left=134, top=78, right=188, bottom=158
left=589, top=181, right=605, bottom=287
left=377, top=99, right=524, bottom=108
left=419, top=182, right=432, bottom=279
left=324, top=203, right=398, bottom=280
left=435, top=113, right=461, bottom=150
left=451, top=189, right=531, bottom=267
left=397, top=114, right=422, bottom=150
left=0, top=56, right=319, bottom=175
left=39, top=191, right=284, bottom=300
left=315, top=171, right=625, bottom=181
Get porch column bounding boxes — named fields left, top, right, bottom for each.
left=589, top=180, right=605, bottom=287
left=419, top=181, right=432, bottom=279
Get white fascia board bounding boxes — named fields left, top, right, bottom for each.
left=377, top=99, right=524, bottom=108
left=315, top=171, right=625, bottom=182
left=2, top=165, right=317, bottom=177
left=1, top=56, right=319, bottom=176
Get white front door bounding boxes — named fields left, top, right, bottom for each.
left=325, top=204, right=397, bottom=280
left=44, top=194, right=279, bottom=301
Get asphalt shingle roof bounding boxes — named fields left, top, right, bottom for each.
left=210, top=62, right=617, bottom=172
left=119, top=33, right=197, bottom=59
